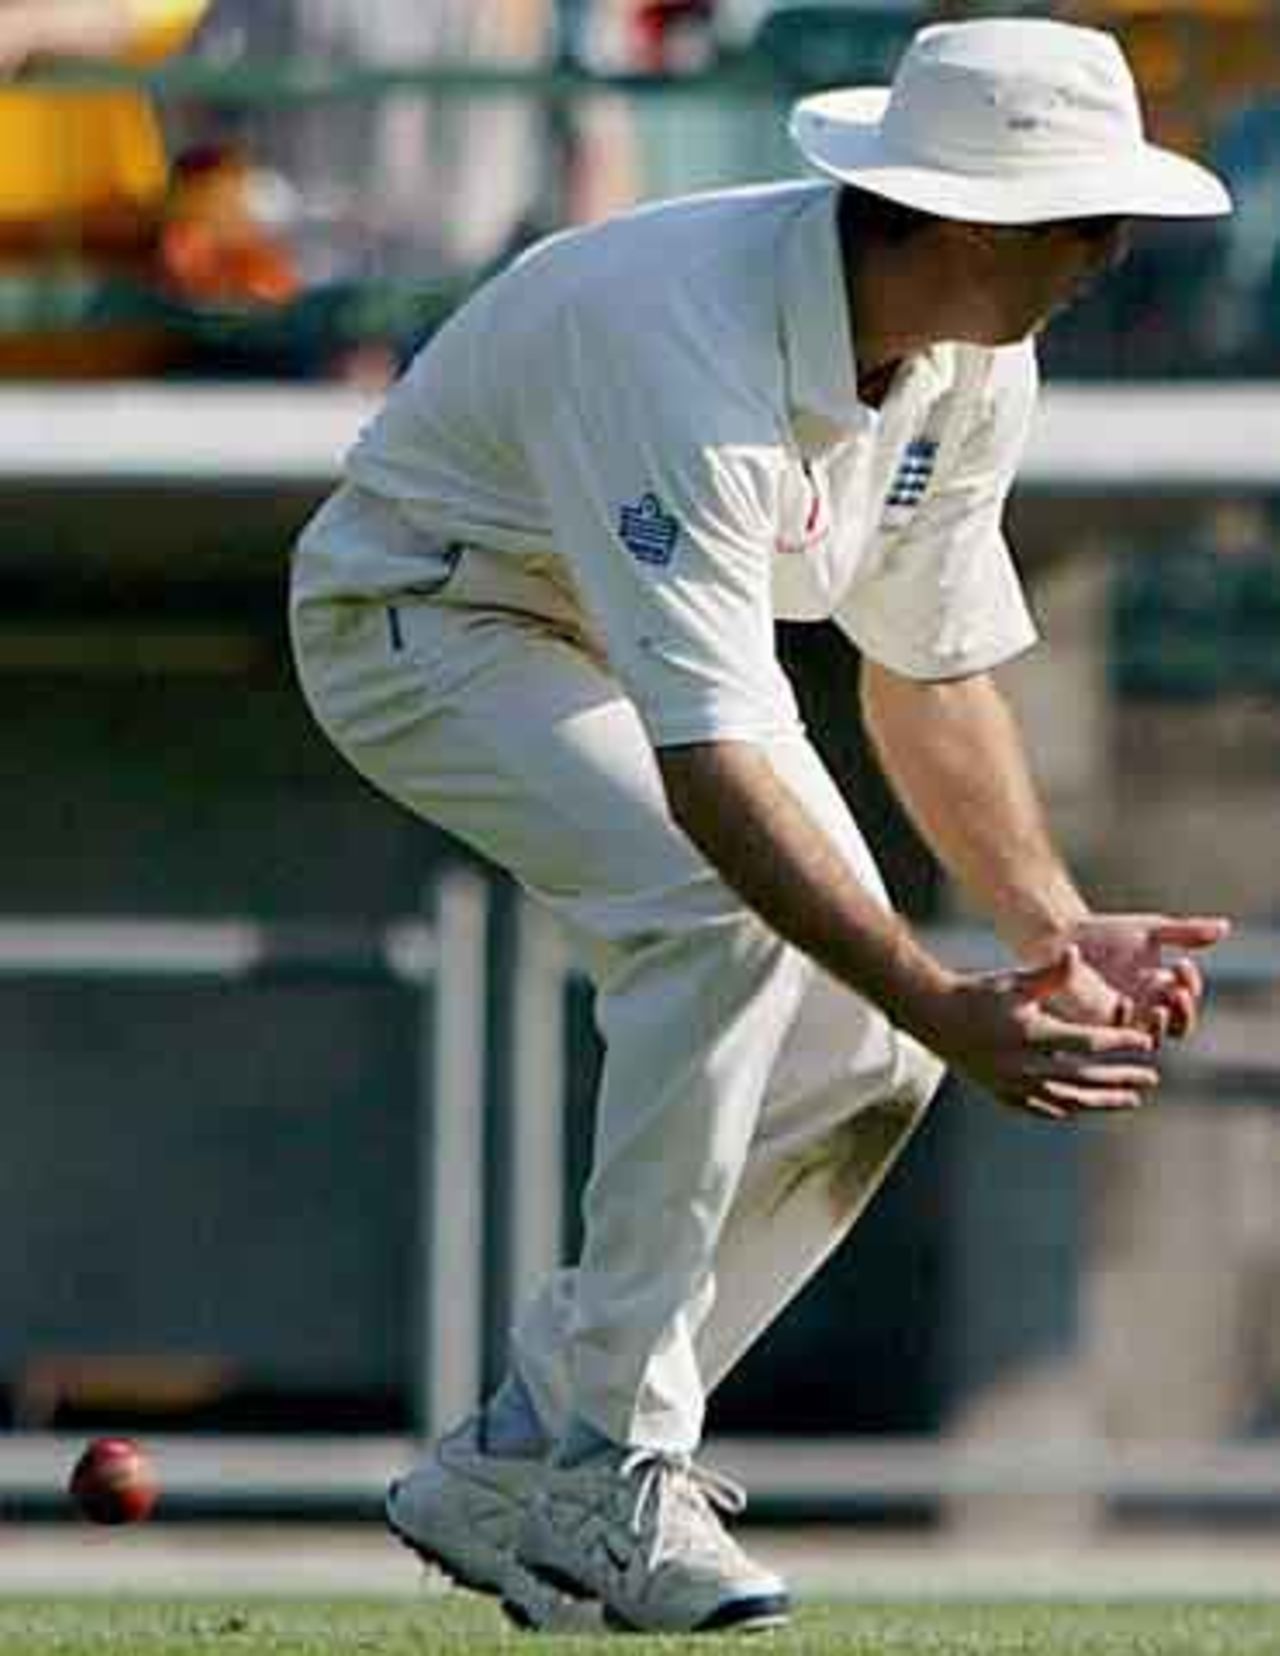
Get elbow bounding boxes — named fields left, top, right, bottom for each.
left=859, top=660, right=896, bottom=754
left=655, top=744, right=703, bottom=833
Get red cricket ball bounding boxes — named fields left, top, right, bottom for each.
left=68, top=1437, right=159, bottom=1525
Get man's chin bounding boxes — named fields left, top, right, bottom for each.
left=948, top=320, right=1040, bottom=348
left=980, top=320, right=1044, bottom=346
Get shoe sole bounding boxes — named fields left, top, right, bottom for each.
left=508, top=1561, right=790, bottom=1634
left=387, top=1499, right=605, bottom=1634
left=385, top=1506, right=500, bottom=1597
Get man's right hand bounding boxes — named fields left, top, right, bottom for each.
left=913, top=946, right=1161, bottom=1122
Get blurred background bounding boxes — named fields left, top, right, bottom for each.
left=1, top=0, right=1280, bottom=1569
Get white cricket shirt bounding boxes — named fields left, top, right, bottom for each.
left=295, top=181, right=1039, bottom=747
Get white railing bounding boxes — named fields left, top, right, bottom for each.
left=5, top=382, right=1280, bottom=489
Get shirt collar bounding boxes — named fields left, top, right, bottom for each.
left=779, top=187, right=865, bottom=445
left=779, top=187, right=954, bottom=445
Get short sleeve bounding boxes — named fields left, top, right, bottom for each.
left=522, top=302, right=802, bottom=748
left=836, top=342, right=1040, bottom=681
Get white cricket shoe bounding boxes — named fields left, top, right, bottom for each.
left=385, top=1416, right=601, bottom=1631
left=505, top=1448, right=790, bottom=1634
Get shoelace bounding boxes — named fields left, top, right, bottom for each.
left=615, top=1450, right=747, bottom=1569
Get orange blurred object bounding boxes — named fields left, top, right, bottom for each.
left=158, top=144, right=301, bottom=308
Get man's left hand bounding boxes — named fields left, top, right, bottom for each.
left=1064, top=914, right=1231, bottom=1043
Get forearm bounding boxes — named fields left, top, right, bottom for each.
left=657, top=737, right=1162, bottom=1119
left=0, top=0, right=201, bottom=69
left=860, top=661, right=1088, bottom=959
left=0, top=1, right=133, bottom=63
left=657, top=740, right=955, bottom=1041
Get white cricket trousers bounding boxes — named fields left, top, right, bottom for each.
left=290, top=492, right=945, bottom=1454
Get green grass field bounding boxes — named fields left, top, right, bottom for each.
left=2, top=1598, right=1279, bottom=1655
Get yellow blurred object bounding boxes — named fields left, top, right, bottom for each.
left=0, top=0, right=210, bottom=376
left=122, top=0, right=208, bottom=64
left=0, top=0, right=209, bottom=247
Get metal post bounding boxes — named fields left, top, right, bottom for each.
left=413, top=866, right=490, bottom=1442
left=504, top=897, right=571, bottom=1323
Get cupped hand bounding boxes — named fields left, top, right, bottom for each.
left=1063, top=913, right=1230, bottom=1044
left=920, top=946, right=1161, bottom=1122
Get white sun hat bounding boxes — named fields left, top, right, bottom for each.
left=789, top=18, right=1232, bottom=224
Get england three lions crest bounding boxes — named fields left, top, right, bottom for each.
left=881, top=437, right=939, bottom=528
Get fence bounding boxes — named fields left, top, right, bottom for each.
left=3, top=891, right=1279, bottom=1520
left=1, top=872, right=487, bottom=1513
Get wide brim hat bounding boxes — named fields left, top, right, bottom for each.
left=790, top=19, right=1232, bottom=224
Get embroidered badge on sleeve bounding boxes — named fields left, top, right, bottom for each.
left=618, top=493, right=680, bottom=567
